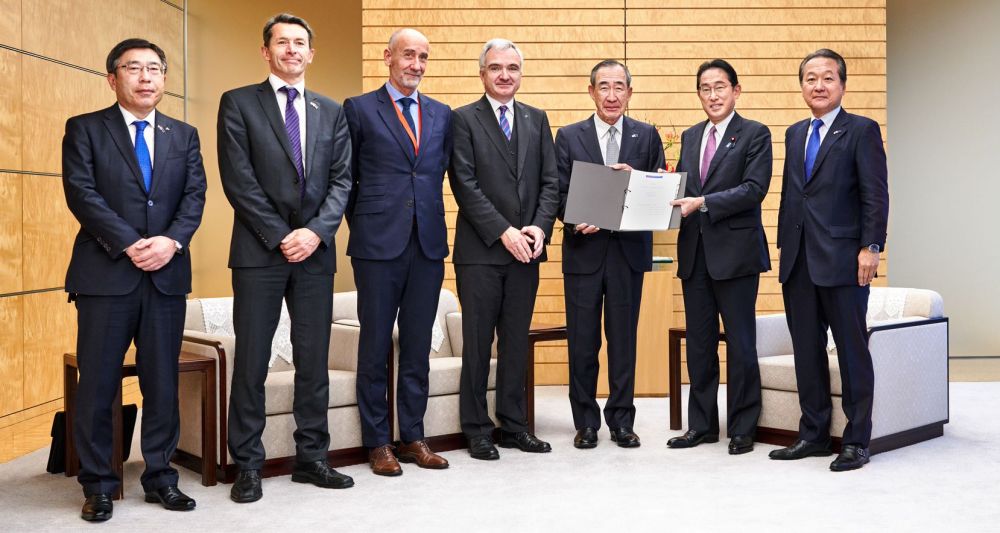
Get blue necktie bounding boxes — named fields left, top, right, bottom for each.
left=280, top=86, right=305, bottom=200
left=133, top=120, right=152, bottom=193
left=499, top=105, right=511, bottom=141
left=398, top=97, right=418, bottom=141
left=804, top=118, right=823, bottom=182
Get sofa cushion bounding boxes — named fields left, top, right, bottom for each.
left=428, top=357, right=497, bottom=397
left=264, top=370, right=357, bottom=415
left=759, top=354, right=842, bottom=395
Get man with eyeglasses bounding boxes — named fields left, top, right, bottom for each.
left=667, top=59, right=772, bottom=455
left=554, top=60, right=665, bottom=450
left=63, top=38, right=206, bottom=521
left=218, top=13, right=354, bottom=502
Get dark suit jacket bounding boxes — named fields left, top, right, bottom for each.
left=62, top=104, right=207, bottom=296
left=218, top=80, right=352, bottom=275
left=675, top=112, right=772, bottom=281
left=343, top=86, right=452, bottom=261
left=777, top=109, right=888, bottom=287
left=449, top=96, right=560, bottom=265
left=555, top=115, right=666, bottom=275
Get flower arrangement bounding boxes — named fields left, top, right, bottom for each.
left=649, top=118, right=680, bottom=173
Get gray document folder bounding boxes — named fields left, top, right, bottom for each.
left=563, top=160, right=687, bottom=231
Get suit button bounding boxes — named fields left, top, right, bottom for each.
left=411, top=172, right=417, bottom=178
left=406, top=200, right=414, bottom=207
left=796, top=224, right=801, bottom=229
left=147, top=200, right=154, bottom=206
left=143, top=234, right=148, bottom=238
left=515, top=210, right=520, bottom=216
left=293, top=177, right=299, bottom=184
left=803, top=194, right=808, bottom=200
left=292, top=210, right=298, bottom=216
left=509, top=151, right=514, bottom=156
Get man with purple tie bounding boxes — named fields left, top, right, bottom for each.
left=218, top=13, right=354, bottom=502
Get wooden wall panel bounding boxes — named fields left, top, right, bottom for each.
left=159, top=95, right=185, bottom=121
left=0, top=0, right=20, bottom=48
left=21, top=54, right=115, bottom=174
left=22, top=290, right=77, bottom=408
left=0, top=49, right=22, bottom=171
left=0, top=173, right=22, bottom=295
left=0, top=296, right=23, bottom=417
left=22, top=175, right=77, bottom=291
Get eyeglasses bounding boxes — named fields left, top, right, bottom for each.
left=699, top=84, right=730, bottom=97
left=118, top=62, right=165, bottom=76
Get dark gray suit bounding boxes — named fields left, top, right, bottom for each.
left=218, top=79, right=352, bottom=469
left=449, top=95, right=560, bottom=437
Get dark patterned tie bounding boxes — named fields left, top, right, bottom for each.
left=133, top=121, right=152, bottom=193
left=499, top=105, right=511, bottom=141
left=280, top=86, right=305, bottom=200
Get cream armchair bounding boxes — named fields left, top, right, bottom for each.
left=755, top=287, right=949, bottom=453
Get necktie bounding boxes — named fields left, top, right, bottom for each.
left=605, top=127, right=619, bottom=167
left=804, top=118, right=823, bottom=182
left=280, top=86, right=305, bottom=200
left=701, top=125, right=717, bottom=186
left=133, top=120, right=152, bottom=193
left=398, top=97, right=418, bottom=140
left=499, top=105, right=511, bottom=141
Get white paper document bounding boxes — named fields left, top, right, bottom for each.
left=620, top=170, right=685, bottom=231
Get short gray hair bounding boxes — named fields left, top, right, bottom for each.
left=479, top=38, right=523, bottom=71
left=590, top=60, right=630, bottom=88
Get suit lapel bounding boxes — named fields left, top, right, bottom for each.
left=414, top=96, right=435, bottom=167
left=687, top=120, right=708, bottom=195
left=255, top=80, right=299, bottom=172
left=578, top=116, right=603, bottom=165
left=808, top=109, right=851, bottom=183
left=473, top=96, right=516, bottom=174
left=617, top=116, right=637, bottom=164
left=103, top=105, right=146, bottom=195
left=376, top=86, right=416, bottom=165
left=515, top=101, right=529, bottom=179
left=303, top=90, right=322, bottom=201
left=149, top=112, right=174, bottom=197
left=704, top=113, right=744, bottom=190
left=788, top=119, right=809, bottom=186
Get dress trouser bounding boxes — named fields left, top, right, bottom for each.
left=73, top=273, right=185, bottom=496
left=564, top=236, right=644, bottom=430
left=456, top=261, right=539, bottom=438
left=352, top=230, right=445, bottom=448
left=681, top=236, right=762, bottom=436
left=781, top=235, right=874, bottom=447
left=228, top=263, right=334, bottom=470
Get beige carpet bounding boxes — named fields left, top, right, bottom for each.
left=1, top=384, right=998, bottom=531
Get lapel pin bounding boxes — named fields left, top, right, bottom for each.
left=833, top=130, right=842, bottom=135
left=631, top=133, right=638, bottom=138
left=310, top=101, right=319, bottom=109
left=157, top=125, right=164, bottom=132
left=726, top=137, right=736, bottom=148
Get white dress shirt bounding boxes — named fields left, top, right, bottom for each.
left=119, top=105, right=156, bottom=166
left=485, top=93, right=515, bottom=134
left=269, top=73, right=307, bottom=173
left=700, top=109, right=735, bottom=169
left=385, top=81, right=420, bottom=139
left=804, top=106, right=842, bottom=156
left=593, top=114, right=624, bottom=166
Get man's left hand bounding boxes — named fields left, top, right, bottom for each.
left=669, top=196, right=705, bottom=217
left=130, top=236, right=177, bottom=272
left=521, top=225, right=545, bottom=259
left=281, top=228, right=321, bottom=263
left=858, top=248, right=880, bottom=286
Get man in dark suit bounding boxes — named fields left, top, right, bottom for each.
left=555, top=60, right=665, bottom=450
left=218, top=14, right=354, bottom=501
left=769, top=49, right=888, bottom=471
left=450, top=39, right=560, bottom=460
left=343, top=28, right=452, bottom=476
left=666, top=59, right=772, bottom=455
left=63, top=38, right=206, bottom=521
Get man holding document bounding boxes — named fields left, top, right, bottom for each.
left=666, top=60, right=772, bottom=455
left=555, top=60, right=665, bottom=449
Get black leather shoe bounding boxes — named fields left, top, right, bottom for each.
left=81, top=493, right=113, bottom=521
left=144, top=485, right=196, bottom=511
left=468, top=434, right=500, bottom=460
left=292, top=460, right=354, bottom=488
left=830, top=444, right=870, bottom=472
left=498, top=430, right=552, bottom=453
left=768, top=438, right=833, bottom=460
left=610, top=427, right=641, bottom=448
left=231, top=469, right=263, bottom=503
left=667, top=429, right=719, bottom=448
left=574, top=428, right=598, bottom=449
left=728, top=435, right=754, bottom=455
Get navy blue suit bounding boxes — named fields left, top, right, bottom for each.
left=344, top=85, right=452, bottom=447
left=63, top=104, right=206, bottom=496
left=555, top=115, right=664, bottom=431
left=777, top=109, right=888, bottom=448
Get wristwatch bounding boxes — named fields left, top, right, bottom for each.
left=698, top=197, right=708, bottom=213
left=173, top=239, right=184, bottom=255
left=867, top=244, right=880, bottom=254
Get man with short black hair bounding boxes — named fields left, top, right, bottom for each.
left=64, top=37, right=206, bottom=521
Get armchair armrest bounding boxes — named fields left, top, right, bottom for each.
left=182, top=331, right=235, bottom=400
left=329, top=323, right=361, bottom=372
left=756, top=313, right=792, bottom=358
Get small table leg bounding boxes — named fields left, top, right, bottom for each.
left=526, top=337, right=537, bottom=435
left=668, top=331, right=683, bottom=431
left=201, top=366, right=218, bottom=486
left=112, top=383, right=123, bottom=501
left=64, top=362, right=79, bottom=477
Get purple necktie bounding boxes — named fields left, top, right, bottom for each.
left=280, top=86, right=305, bottom=200
left=499, top=105, right=511, bottom=141
left=701, top=125, right=717, bottom=186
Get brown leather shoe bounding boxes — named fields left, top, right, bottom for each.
left=368, top=444, right=402, bottom=476
left=397, top=440, right=449, bottom=469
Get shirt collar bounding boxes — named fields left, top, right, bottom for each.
left=385, top=81, right=419, bottom=105
left=593, top=113, right=624, bottom=139
left=118, top=104, right=155, bottom=128
left=485, top=93, right=515, bottom=114
left=269, top=73, right=305, bottom=99
left=812, top=106, right=842, bottom=127
left=704, top=109, right=736, bottom=140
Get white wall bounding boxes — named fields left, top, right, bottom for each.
left=887, top=0, right=1000, bottom=356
